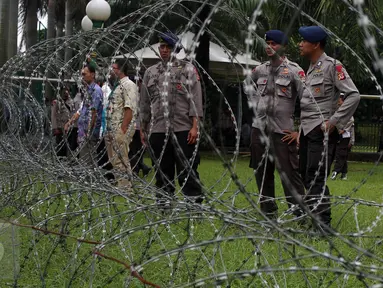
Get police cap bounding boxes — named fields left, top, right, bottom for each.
left=265, top=30, right=288, bottom=45
left=298, top=26, right=328, bottom=43
left=159, top=32, right=179, bottom=47
left=159, top=32, right=182, bottom=53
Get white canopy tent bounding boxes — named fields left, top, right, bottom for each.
left=117, top=31, right=260, bottom=79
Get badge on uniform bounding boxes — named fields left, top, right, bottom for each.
left=281, top=87, right=287, bottom=93
left=315, top=61, right=322, bottom=69
left=282, top=68, right=289, bottom=74
left=336, top=65, right=345, bottom=80
left=315, top=87, right=320, bottom=93
left=194, top=67, right=200, bottom=81
left=298, top=70, right=306, bottom=82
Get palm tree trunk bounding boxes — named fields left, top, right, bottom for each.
left=26, top=0, right=38, bottom=50
left=47, top=0, right=56, bottom=40
left=195, top=4, right=211, bottom=85
left=194, top=3, right=211, bottom=113
left=46, top=0, right=56, bottom=102
left=57, top=21, right=64, bottom=38
left=0, top=0, right=10, bottom=67
left=64, top=0, right=74, bottom=65
left=7, top=0, right=18, bottom=60
left=56, top=18, right=65, bottom=61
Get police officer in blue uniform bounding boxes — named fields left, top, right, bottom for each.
left=297, top=26, right=360, bottom=231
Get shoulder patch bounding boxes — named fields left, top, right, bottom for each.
left=194, top=66, right=200, bottom=81
left=336, top=64, right=345, bottom=80
left=298, top=70, right=306, bottom=82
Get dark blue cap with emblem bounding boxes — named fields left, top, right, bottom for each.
left=298, top=26, right=328, bottom=43
left=265, top=30, right=288, bottom=45
left=158, top=32, right=182, bottom=52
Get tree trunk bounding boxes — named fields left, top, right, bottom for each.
left=57, top=21, right=64, bottom=38
left=64, top=0, right=74, bottom=65
left=194, top=4, right=211, bottom=104
left=46, top=0, right=56, bottom=102
left=7, top=0, right=18, bottom=60
left=56, top=18, right=65, bottom=61
left=195, top=4, right=211, bottom=83
left=26, top=0, right=38, bottom=50
left=0, top=0, right=10, bottom=67
left=47, top=0, right=56, bottom=40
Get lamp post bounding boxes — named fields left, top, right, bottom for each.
left=80, top=0, right=111, bottom=66
left=85, top=0, right=111, bottom=29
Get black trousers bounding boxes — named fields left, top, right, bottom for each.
left=55, top=128, right=78, bottom=157
left=299, top=125, right=338, bottom=224
left=250, top=128, right=305, bottom=216
left=55, top=133, right=67, bottom=157
left=97, top=137, right=115, bottom=181
left=333, top=137, right=350, bottom=174
left=129, top=130, right=148, bottom=173
left=149, top=131, right=202, bottom=202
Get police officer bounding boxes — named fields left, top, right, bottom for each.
left=246, top=30, right=306, bottom=219
left=296, top=26, right=360, bottom=230
left=140, top=32, right=204, bottom=206
left=51, top=87, right=75, bottom=157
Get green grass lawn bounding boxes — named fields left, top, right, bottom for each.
left=0, top=156, right=382, bottom=287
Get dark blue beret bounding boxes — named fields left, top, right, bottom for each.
left=298, top=26, right=328, bottom=43
left=159, top=32, right=179, bottom=48
left=265, top=30, right=288, bottom=45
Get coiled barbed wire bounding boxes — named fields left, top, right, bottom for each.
left=0, top=0, right=382, bottom=287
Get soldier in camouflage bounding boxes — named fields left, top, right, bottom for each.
left=140, top=32, right=204, bottom=206
left=245, top=30, right=306, bottom=219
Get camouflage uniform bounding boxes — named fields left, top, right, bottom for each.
left=106, top=76, right=138, bottom=188
left=140, top=59, right=203, bottom=203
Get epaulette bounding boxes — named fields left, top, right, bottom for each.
left=324, top=55, right=342, bottom=66
left=288, top=61, right=299, bottom=67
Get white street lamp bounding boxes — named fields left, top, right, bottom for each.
left=86, top=0, right=111, bottom=29
left=81, top=16, right=93, bottom=32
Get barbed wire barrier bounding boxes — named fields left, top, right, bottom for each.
left=0, top=0, right=383, bottom=287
